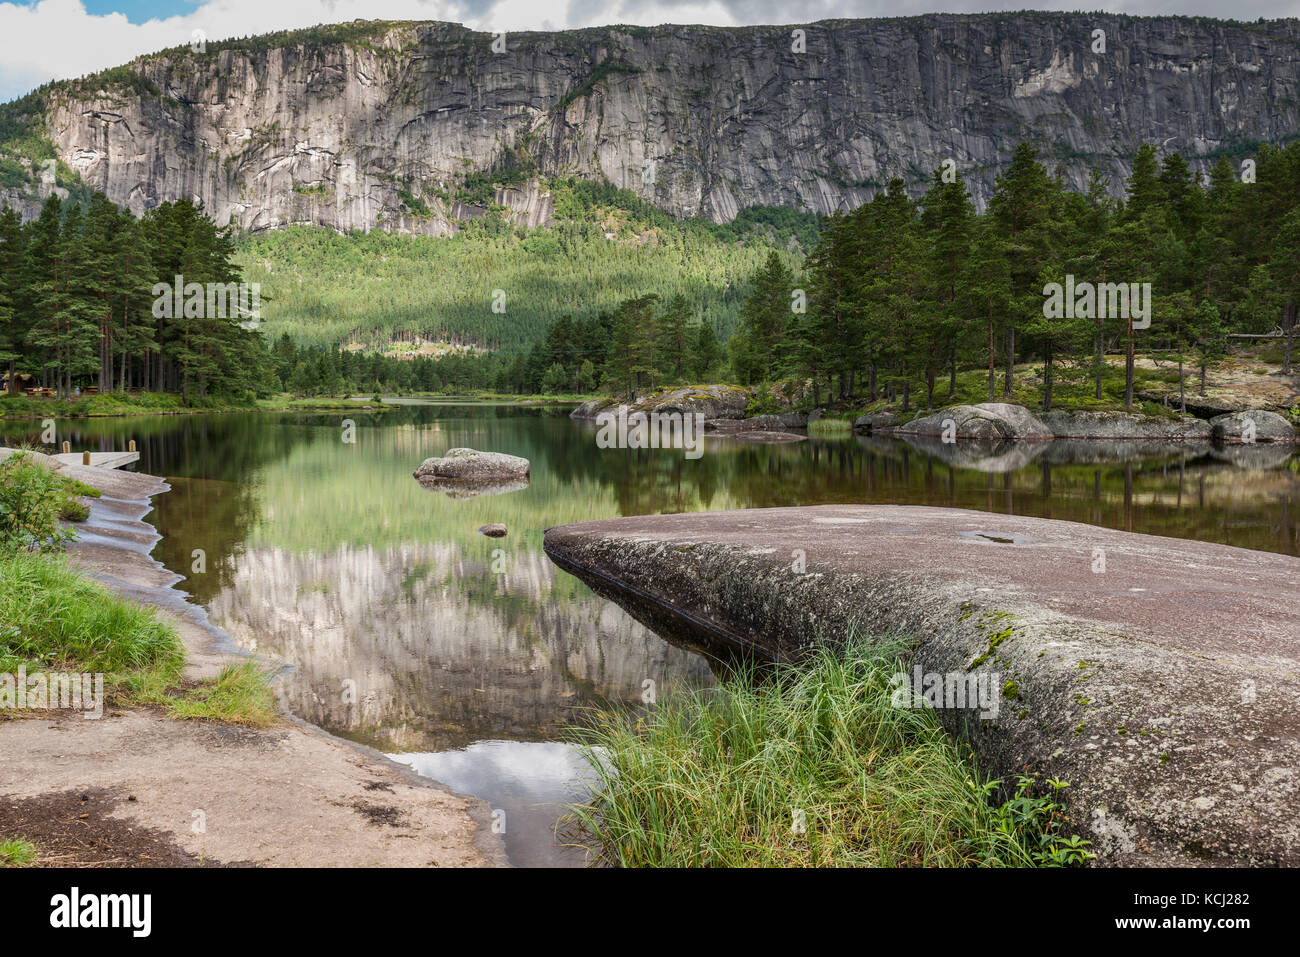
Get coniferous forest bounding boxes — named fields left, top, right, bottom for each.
left=0, top=193, right=265, bottom=402
left=1, top=141, right=1298, bottom=407
left=726, top=141, right=1300, bottom=413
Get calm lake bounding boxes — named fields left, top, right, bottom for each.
left=5, top=401, right=1297, bottom=865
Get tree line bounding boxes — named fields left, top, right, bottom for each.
left=497, top=296, right=725, bottom=396
left=730, top=141, right=1300, bottom=412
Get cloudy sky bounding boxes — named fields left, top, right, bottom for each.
left=2, top=0, right=1298, bottom=102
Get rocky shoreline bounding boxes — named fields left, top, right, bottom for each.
left=570, top=387, right=1299, bottom=444
left=0, top=453, right=506, bottom=868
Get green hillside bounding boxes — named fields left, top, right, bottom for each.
left=234, top=181, right=817, bottom=351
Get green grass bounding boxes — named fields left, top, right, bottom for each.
left=807, top=417, right=854, bottom=436
left=0, top=550, right=276, bottom=725
left=56, top=476, right=100, bottom=522
left=0, top=837, right=36, bottom=867
left=0, top=550, right=184, bottom=681
left=568, top=639, right=1092, bottom=867
left=0, top=390, right=256, bottom=419
left=162, top=661, right=278, bottom=727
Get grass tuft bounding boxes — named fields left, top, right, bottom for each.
left=0, top=551, right=277, bottom=726
left=0, top=550, right=184, bottom=678
left=0, top=837, right=36, bottom=867
left=567, top=639, right=1092, bottom=867
left=807, top=417, right=854, bottom=436
left=163, top=661, right=279, bottom=727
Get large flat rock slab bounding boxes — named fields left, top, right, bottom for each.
left=544, top=505, right=1300, bottom=867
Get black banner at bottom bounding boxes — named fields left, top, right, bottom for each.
left=0, top=865, right=1286, bottom=943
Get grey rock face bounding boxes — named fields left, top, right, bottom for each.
left=896, top=403, right=1054, bottom=440
left=413, top=448, right=530, bottom=481
left=1210, top=410, right=1299, bottom=444
left=16, top=15, right=1300, bottom=232
left=1042, top=409, right=1212, bottom=440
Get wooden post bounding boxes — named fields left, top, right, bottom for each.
left=128, top=439, right=137, bottom=453
left=61, top=441, right=70, bottom=454
left=82, top=451, right=90, bottom=465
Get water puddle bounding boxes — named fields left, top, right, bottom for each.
left=958, top=530, right=1043, bottom=545
left=390, top=741, right=596, bottom=867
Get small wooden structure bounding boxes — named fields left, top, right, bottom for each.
left=53, top=450, right=140, bottom=469
left=2, top=372, right=37, bottom=393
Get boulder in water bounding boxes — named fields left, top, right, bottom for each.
left=1210, top=409, right=1298, bottom=444
left=414, top=448, right=530, bottom=481
left=894, top=403, right=1053, bottom=441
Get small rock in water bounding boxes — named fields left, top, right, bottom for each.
left=479, top=523, right=508, bottom=538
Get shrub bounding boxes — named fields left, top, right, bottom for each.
left=0, top=453, right=75, bottom=552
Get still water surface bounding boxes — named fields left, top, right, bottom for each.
left=5, top=401, right=1297, bottom=865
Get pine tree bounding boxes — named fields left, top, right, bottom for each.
left=735, top=250, right=795, bottom=380
left=656, top=294, right=692, bottom=382
left=987, top=143, right=1060, bottom=397
left=920, top=169, right=976, bottom=405
left=0, top=206, right=26, bottom=393
left=692, top=319, right=722, bottom=379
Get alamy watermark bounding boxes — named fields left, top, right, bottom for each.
left=152, top=275, right=262, bottom=329
left=1042, top=275, right=1151, bottom=330
left=595, top=408, right=705, bottom=459
left=1, top=666, right=104, bottom=719
left=890, top=666, right=1001, bottom=720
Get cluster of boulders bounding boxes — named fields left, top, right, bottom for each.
left=572, top=386, right=811, bottom=443
left=571, top=388, right=1299, bottom=446
left=852, top=402, right=1298, bottom=443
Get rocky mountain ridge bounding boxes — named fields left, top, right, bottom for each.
left=2, top=14, right=1299, bottom=234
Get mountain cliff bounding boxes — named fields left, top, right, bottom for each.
left=2, top=13, right=1299, bottom=234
